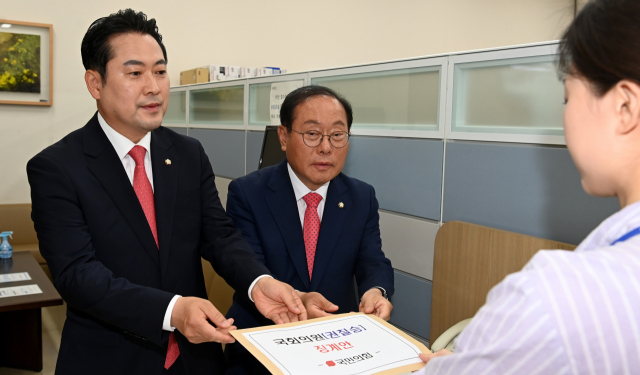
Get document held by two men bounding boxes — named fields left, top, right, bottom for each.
left=230, top=313, right=428, bottom=375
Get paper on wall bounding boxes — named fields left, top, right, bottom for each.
left=270, top=80, right=304, bottom=125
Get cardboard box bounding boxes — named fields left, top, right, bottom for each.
left=180, top=68, right=209, bottom=85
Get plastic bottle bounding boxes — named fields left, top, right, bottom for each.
left=0, top=231, right=13, bottom=259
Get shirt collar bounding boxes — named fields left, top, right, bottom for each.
left=576, top=199, right=640, bottom=251
left=97, top=112, right=152, bottom=160
left=287, top=163, right=329, bottom=202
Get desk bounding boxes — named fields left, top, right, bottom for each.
left=0, top=252, right=63, bottom=372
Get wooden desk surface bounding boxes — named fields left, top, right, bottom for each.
left=0, top=252, right=62, bottom=312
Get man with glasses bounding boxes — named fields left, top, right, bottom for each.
left=224, top=85, right=394, bottom=374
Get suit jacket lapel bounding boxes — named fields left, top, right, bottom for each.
left=265, top=161, right=310, bottom=289
left=83, top=114, right=160, bottom=268
left=151, top=128, right=178, bottom=280
left=310, top=174, right=351, bottom=291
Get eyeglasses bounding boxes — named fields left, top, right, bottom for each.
left=291, top=129, right=350, bottom=148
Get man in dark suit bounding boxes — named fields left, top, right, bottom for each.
left=27, top=9, right=305, bottom=375
left=224, top=85, right=395, bottom=374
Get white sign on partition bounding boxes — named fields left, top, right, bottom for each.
left=270, top=80, right=304, bottom=125
left=231, top=313, right=427, bottom=375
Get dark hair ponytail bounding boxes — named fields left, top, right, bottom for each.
left=558, top=0, right=640, bottom=96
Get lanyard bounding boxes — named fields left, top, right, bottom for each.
left=611, top=227, right=640, bottom=246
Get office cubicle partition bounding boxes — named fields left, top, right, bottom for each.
left=164, top=42, right=618, bottom=343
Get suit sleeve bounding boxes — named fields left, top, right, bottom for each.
left=27, top=153, right=174, bottom=346
left=354, top=185, right=395, bottom=299
left=196, top=144, right=271, bottom=298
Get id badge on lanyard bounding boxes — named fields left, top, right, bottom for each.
left=611, top=227, right=640, bottom=246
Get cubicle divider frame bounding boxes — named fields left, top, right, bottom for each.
left=167, top=40, right=563, bottom=145
left=307, top=56, right=448, bottom=140
left=163, top=85, right=188, bottom=128
left=445, top=43, right=565, bottom=145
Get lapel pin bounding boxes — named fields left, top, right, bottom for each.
left=338, top=202, right=344, bottom=209
left=165, top=159, right=171, bottom=165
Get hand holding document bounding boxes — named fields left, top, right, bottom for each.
left=251, top=277, right=308, bottom=324
left=230, top=312, right=428, bottom=375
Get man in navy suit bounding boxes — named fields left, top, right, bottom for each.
left=224, top=85, right=395, bottom=374
left=27, top=9, right=305, bottom=375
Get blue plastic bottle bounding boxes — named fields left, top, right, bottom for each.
left=0, top=231, right=13, bottom=259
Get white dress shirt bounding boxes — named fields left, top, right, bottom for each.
left=416, top=199, right=640, bottom=375
left=287, top=163, right=330, bottom=226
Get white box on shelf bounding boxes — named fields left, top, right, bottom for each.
left=226, top=66, right=241, bottom=80
left=258, top=67, right=273, bottom=76
left=240, top=67, right=258, bottom=78
left=209, top=65, right=227, bottom=81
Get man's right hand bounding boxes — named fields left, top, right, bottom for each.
left=298, top=291, right=339, bottom=319
left=170, top=297, right=236, bottom=344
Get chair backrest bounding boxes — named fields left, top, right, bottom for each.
left=430, top=221, right=576, bottom=343
left=0, top=203, right=38, bottom=246
left=201, top=258, right=235, bottom=316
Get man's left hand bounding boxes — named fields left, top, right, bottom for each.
left=359, top=288, right=393, bottom=320
left=252, top=277, right=308, bottom=324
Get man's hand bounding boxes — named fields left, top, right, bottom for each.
left=359, top=288, right=393, bottom=320
left=252, top=277, right=307, bottom=324
left=298, top=291, right=339, bottom=319
left=170, top=297, right=236, bottom=344
left=419, top=349, right=453, bottom=365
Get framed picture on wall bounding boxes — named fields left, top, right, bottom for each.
left=0, top=19, right=53, bottom=106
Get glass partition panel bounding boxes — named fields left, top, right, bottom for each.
left=312, top=67, right=440, bottom=131
left=249, top=80, right=305, bottom=126
left=451, top=55, right=564, bottom=135
left=189, top=85, right=244, bottom=125
left=248, top=82, right=272, bottom=125
left=164, top=91, right=186, bottom=124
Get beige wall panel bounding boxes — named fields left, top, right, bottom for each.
left=1, top=0, right=574, bottom=204
left=379, top=210, right=439, bottom=280
left=215, top=176, right=232, bottom=208
left=577, top=0, right=590, bottom=12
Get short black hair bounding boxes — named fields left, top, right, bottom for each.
left=81, top=9, right=167, bottom=83
left=280, top=85, right=353, bottom=131
left=558, top=0, right=640, bottom=96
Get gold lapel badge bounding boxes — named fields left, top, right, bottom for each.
left=338, top=202, right=344, bottom=209
left=165, top=159, right=172, bottom=165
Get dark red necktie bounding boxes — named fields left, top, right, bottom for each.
left=302, top=192, right=322, bottom=279
left=128, top=145, right=179, bottom=369
left=128, top=146, right=158, bottom=247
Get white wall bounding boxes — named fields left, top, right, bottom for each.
left=0, top=0, right=574, bottom=204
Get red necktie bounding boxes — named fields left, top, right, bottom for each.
left=128, top=145, right=158, bottom=247
left=128, top=145, right=180, bottom=369
left=303, top=192, right=322, bottom=279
